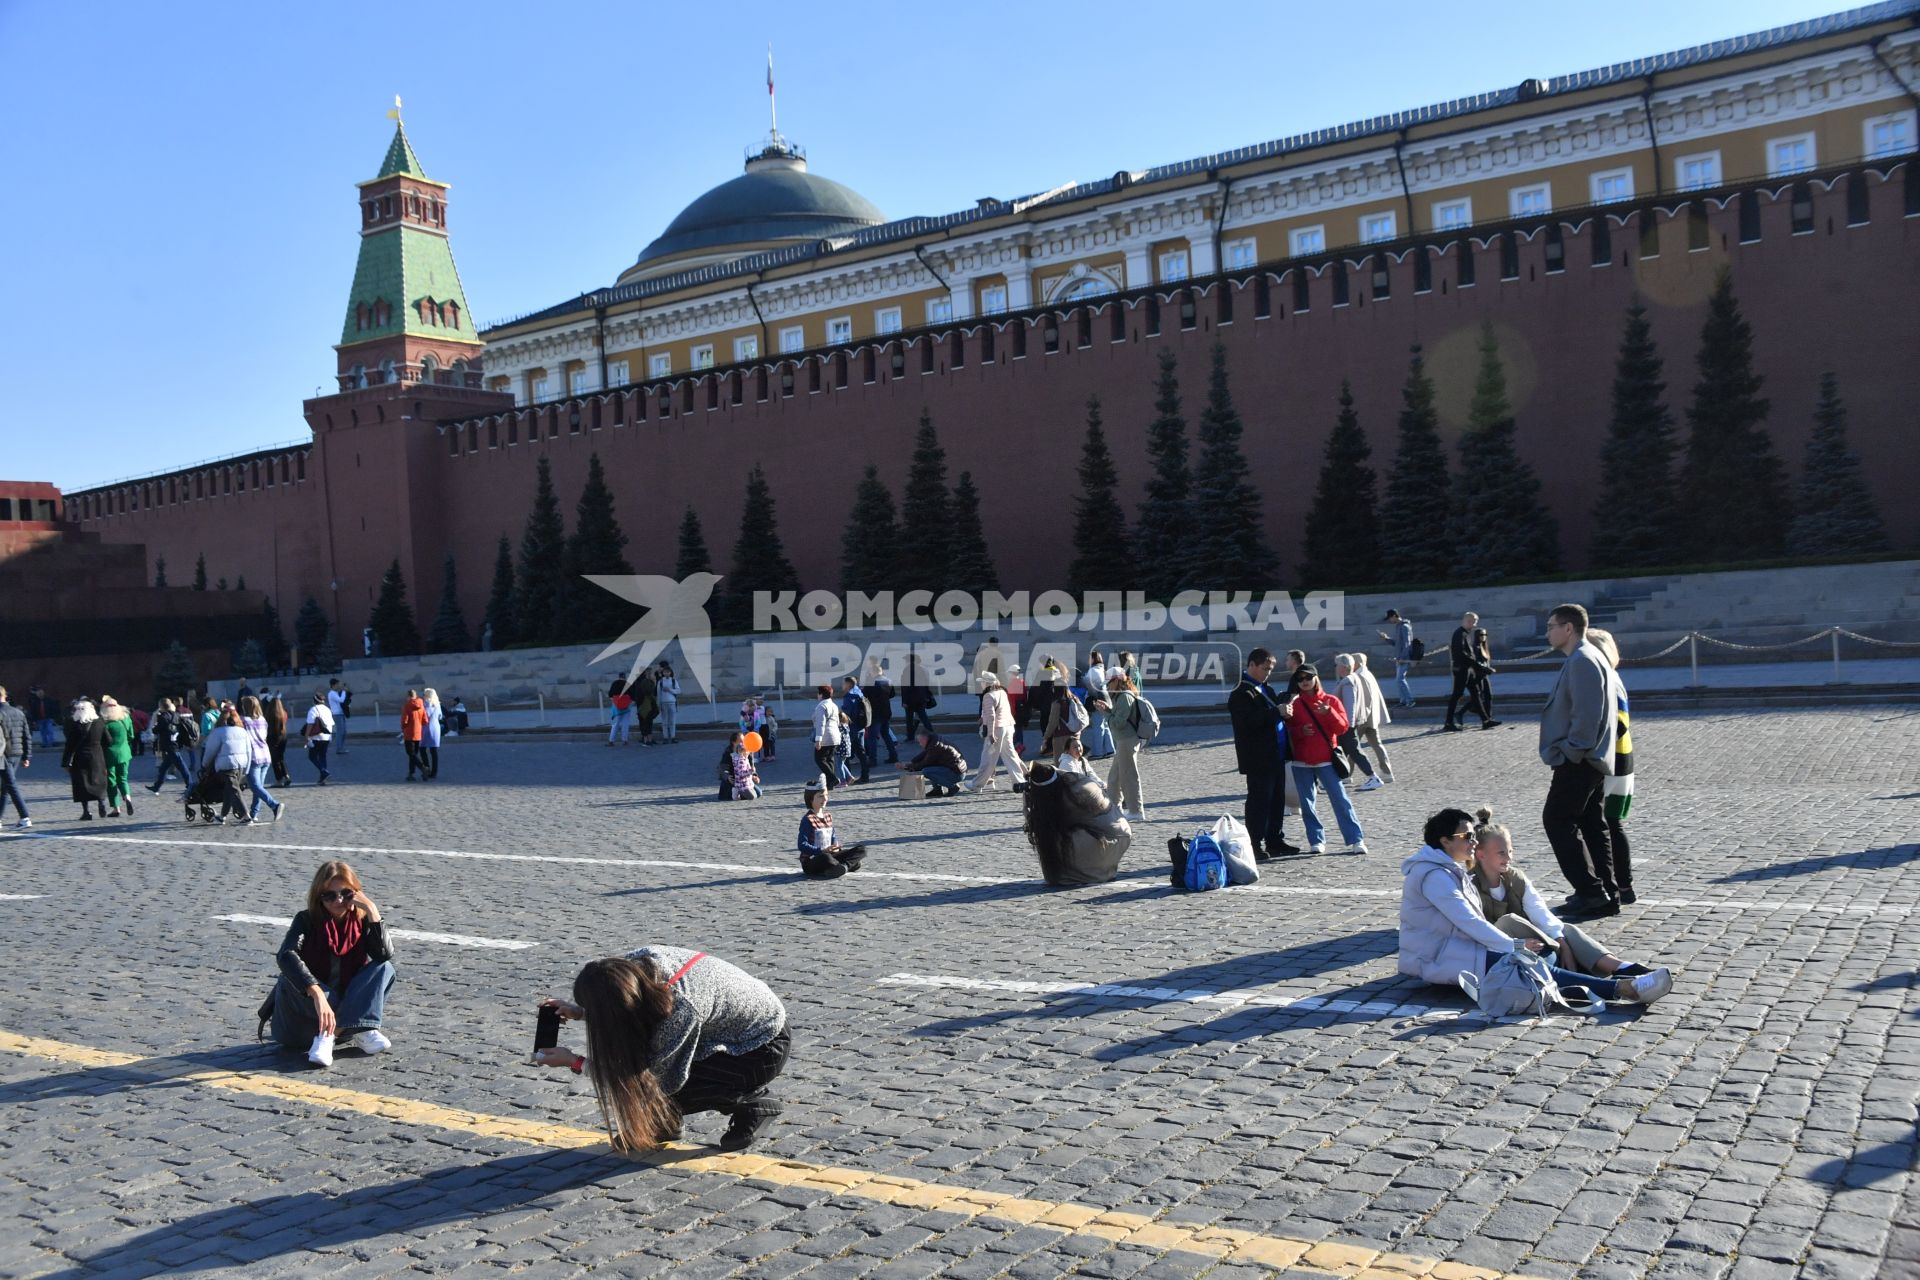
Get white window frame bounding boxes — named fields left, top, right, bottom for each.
left=1222, top=238, right=1257, bottom=270
left=826, top=316, right=853, bottom=345
left=1359, top=211, right=1397, bottom=244
left=1864, top=110, right=1916, bottom=160
left=1289, top=225, right=1326, bottom=256
left=1590, top=168, right=1634, bottom=205
left=979, top=285, right=1007, bottom=315
left=647, top=353, right=671, bottom=379
left=874, top=306, right=902, bottom=335
left=732, top=336, right=758, bottom=362
left=1158, top=250, right=1190, bottom=282
left=1431, top=197, right=1472, bottom=231
left=606, top=359, right=629, bottom=387
left=691, top=344, right=714, bottom=371
left=531, top=374, right=552, bottom=402
left=1675, top=151, right=1722, bottom=192
left=926, top=297, right=953, bottom=325
left=1767, top=132, right=1816, bottom=177
left=1509, top=183, right=1552, bottom=217
left=778, top=325, right=804, bottom=354
left=569, top=369, right=591, bottom=396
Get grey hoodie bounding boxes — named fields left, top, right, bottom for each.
left=1538, top=640, right=1618, bottom=771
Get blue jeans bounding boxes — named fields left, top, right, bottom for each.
left=608, top=707, right=631, bottom=743
left=1084, top=710, right=1114, bottom=758
left=922, top=766, right=961, bottom=788
left=153, top=750, right=194, bottom=790
left=306, top=739, right=331, bottom=780
left=37, top=719, right=57, bottom=748
left=1486, top=951, right=1622, bottom=1001
left=1395, top=661, right=1414, bottom=705
left=0, top=765, right=26, bottom=819
left=246, top=763, right=281, bottom=818
left=271, top=960, right=396, bottom=1048
left=1291, top=761, right=1364, bottom=847
left=865, top=723, right=897, bottom=763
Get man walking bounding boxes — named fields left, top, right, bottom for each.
left=865, top=663, right=899, bottom=764
left=900, top=658, right=935, bottom=741
left=1228, top=648, right=1300, bottom=861
left=1443, top=611, right=1485, bottom=731
left=1539, top=603, right=1621, bottom=919
left=1082, top=650, right=1114, bottom=760
left=327, top=679, right=351, bottom=754
left=0, top=686, right=32, bottom=828
left=811, top=684, right=844, bottom=790
left=146, top=698, right=197, bottom=794
left=839, top=675, right=872, bottom=785
left=1377, top=611, right=1415, bottom=708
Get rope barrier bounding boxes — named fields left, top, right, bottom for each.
left=1692, top=628, right=1838, bottom=653
left=1835, top=628, right=1920, bottom=649
left=1412, top=625, right=1919, bottom=665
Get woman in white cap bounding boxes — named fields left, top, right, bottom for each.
left=796, top=776, right=866, bottom=877
left=965, top=671, right=1026, bottom=794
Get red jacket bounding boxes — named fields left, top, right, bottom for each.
left=1281, top=691, right=1350, bottom=766
left=402, top=697, right=427, bottom=742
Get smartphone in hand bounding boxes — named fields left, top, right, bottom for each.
left=532, top=1005, right=561, bottom=1062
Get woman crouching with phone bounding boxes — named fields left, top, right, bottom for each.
left=535, top=947, right=789, bottom=1152
left=264, top=860, right=397, bottom=1067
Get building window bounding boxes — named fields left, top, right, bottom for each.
left=1590, top=168, right=1634, bottom=204
left=1432, top=198, right=1472, bottom=231
left=1290, top=225, right=1325, bottom=256
left=692, top=345, right=714, bottom=370
left=827, top=316, right=853, bottom=345
left=776, top=325, right=804, bottom=354
left=607, top=359, right=629, bottom=386
left=1509, top=183, right=1551, bottom=217
left=532, top=375, right=552, bottom=401
left=648, top=353, right=671, bottom=379
left=875, top=307, right=902, bottom=335
left=733, top=336, right=758, bottom=362
left=1359, top=211, right=1396, bottom=244
left=1158, top=250, right=1189, bottom=282
left=570, top=369, right=590, bottom=396
left=1676, top=151, right=1721, bottom=192
left=1224, top=238, right=1257, bottom=270
left=1865, top=111, right=1916, bottom=160
left=926, top=297, right=953, bottom=325
left=979, top=285, right=1007, bottom=315
left=1768, top=133, right=1816, bottom=177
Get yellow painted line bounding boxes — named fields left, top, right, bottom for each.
left=0, top=1029, right=1543, bottom=1279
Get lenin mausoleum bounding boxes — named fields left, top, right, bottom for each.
left=35, top=3, right=1920, bottom=661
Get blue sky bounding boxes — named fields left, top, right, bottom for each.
left=0, top=0, right=1852, bottom=490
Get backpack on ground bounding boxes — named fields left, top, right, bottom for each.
left=1408, top=637, right=1427, bottom=662
left=1062, top=692, right=1089, bottom=734
left=1460, top=948, right=1604, bottom=1019
left=1181, top=831, right=1227, bottom=892
left=1127, top=696, right=1162, bottom=743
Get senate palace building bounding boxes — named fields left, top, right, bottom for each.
left=52, top=2, right=1920, bottom=653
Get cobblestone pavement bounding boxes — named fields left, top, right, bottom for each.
left=0, top=707, right=1914, bottom=1279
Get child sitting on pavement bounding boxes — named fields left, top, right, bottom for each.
left=796, top=776, right=867, bottom=878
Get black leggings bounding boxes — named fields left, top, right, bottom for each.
left=673, top=1028, right=791, bottom=1119
left=800, top=846, right=867, bottom=878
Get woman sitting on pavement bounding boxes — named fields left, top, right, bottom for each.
left=536, top=947, right=790, bottom=1153
left=1470, top=807, right=1659, bottom=981
left=797, top=776, right=867, bottom=877
left=1400, top=808, right=1671, bottom=1006
left=1022, top=760, right=1132, bottom=887
left=263, top=860, right=397, bottom=1067
left=716, top=731, right=760, bottom=801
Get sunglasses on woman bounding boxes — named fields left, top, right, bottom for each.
left=320, top=889, right=356, bottom=903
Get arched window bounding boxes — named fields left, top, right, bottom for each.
left=419, top=356, right=438, bottom=384
left=450, top=358, right=468, bottom=387
left=378, top=358, right=395, bottom=385
left=349, top=364, right=367, bottom=389
left=1047, top=268, right=1121, bottom=303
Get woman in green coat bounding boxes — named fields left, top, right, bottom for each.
left=99, top=696, right=135, bottom=816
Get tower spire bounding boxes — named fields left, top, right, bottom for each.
left=766, top=46, right=778, bottom=140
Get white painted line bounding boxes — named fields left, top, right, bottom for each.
left=737, top=838, right=770, bottom=845
left=879, top=973, right=1455, bottom=1020
left=214, top=914, right=536, bottom=951
left=0, top=894, right=44, bottom=901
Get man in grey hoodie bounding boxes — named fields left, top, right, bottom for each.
left=0, top=686, right=30, bottom=829
left=1538, top=603, right=1621, bottom=919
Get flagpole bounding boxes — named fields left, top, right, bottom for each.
left=767, top=44, right=777, bottom=138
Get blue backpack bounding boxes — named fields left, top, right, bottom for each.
left=1183, top=832, right=1227, bottom=892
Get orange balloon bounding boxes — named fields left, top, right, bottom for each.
left=742, top=731, right=763, bottom=753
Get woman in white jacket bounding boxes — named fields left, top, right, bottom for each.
left=965, top=671, right=1025, bottom=793
left=1351, top=654, right=1394, bottom=782
left=1399, top=807, right=1671, bottom=1004
left=1332, top=655, right=1388, bottom=790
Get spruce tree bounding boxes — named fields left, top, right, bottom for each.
left=314, top=635, right=342, bottom=674
left=948, top=471, right=999, bottom=596
left=1298, top=381, right=1381, bottom=589
left=1135, top=348, right=1196, bottom=602
left=1588, top=302, right=1681, bottom=571
left=1449, top=322, right=1559, bottom=583
left=718, top=465, right=801, bottom=633
left=152, top=641, right=196, bottom=705
left=563, top=453, right=636, bottom=642
left=259, top=599, right=288, bottom=669
left=483, top=535, right=516, bottom=647
left=154, top=557, right=167, bottom=588
left=1378, top=345, right=1454, bottom=584
left=896, top=412, right=951, bottom=594
left=428, top=554, right=471, bottom=653
left=233, top=638, right=266, bottom=676
left=368, top=557, right=422, bottom=656
left=674, top=506, right=713, bottom=580
left=840, top=465, right=902, bottom=595
left=1681, top=268, right=1786, bottom=560
left=513, top=456, right=567, bottom=644
left=1787, top=373, right=1890, bottom=558
left=293, top=596, right=329, bottom=662
left=1184, top=342, right=1273, bottom=589
left=235, top=575, right=247, bottom=592
left=193, top=554, right=207, bottom=590
left=1068, top=397, right=1131, bottom=593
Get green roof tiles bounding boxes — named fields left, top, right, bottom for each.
left=378, top=124, right=427, bottom=179
left=339, top=226, right=480, bottom=347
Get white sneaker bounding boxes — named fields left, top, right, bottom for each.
left=1308, top=844, right=1327, bottom=855
left=1344, top=842, right=1369, bottom=855
left=1357, top=777, right=1384, bottom=792
left=351, top=1029, right=391, bottom=1055
left=307, top=1033, right=335, bottom=1067
left=15, top=818, right=29, bottom=829
left=270, top=802, right=285, bottom=824
left=1629, top=968, right=1674, bottom=1005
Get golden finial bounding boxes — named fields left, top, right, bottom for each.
left=386, top=94, right=404, bottom=124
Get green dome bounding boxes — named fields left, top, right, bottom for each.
left=633, top=147, right=884, bottom=273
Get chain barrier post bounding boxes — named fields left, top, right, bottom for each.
left=1832, top=628, right=1841, bottom=683
left=484, top=695, right=491, bottom=728
left=1689, top=633, right=1699, bottom=687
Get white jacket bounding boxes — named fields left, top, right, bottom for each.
left=811, top=698, right=842, bottom=747
left=1358, top=666, right=1391, bottom=728
left=1398, top=846, right=1518, bottom=984
left=979, top=687, right=1012, bottom=738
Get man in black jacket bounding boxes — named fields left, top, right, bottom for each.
left=839, top=676, right=872, bottom=784
left=866, top=668, right=899, bottom=763
left=1228, top=648, right=1300, bottom=860
left=1444, top=611, right=1483, bottom=732
left=900, top=657, right=935, bottom=739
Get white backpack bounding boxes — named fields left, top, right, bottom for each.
left=1062, top=692, right=1089, bottom=734
left=1127, top=696, right=1162, bottom=743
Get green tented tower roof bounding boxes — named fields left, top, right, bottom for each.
left=338, top=124, right=479, bottom=350
left=378, top=123, right=427, bottom=180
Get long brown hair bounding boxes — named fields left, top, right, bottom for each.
left=306, top=860, right=366, bottom=918
left=573, top=957, right=684, bottom=1152
left=265, top=696, right=288, bottom=738
left=239, top=694, right=263, bottom=719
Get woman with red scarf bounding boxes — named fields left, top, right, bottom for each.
left=264, top=861, right=397, bottom=1067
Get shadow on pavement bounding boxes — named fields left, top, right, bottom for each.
left=1712, top=844, right=1919, bottom=883
left=795, top=880, right=1054, bottom=916
left=605, top=874, right=791, bottom=896
left=1800, top=1129, right=1918, bottom=1189
left=0, top=1042, right=298, bottom=1109
left=35, top=1148, right=638, bottom=1278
